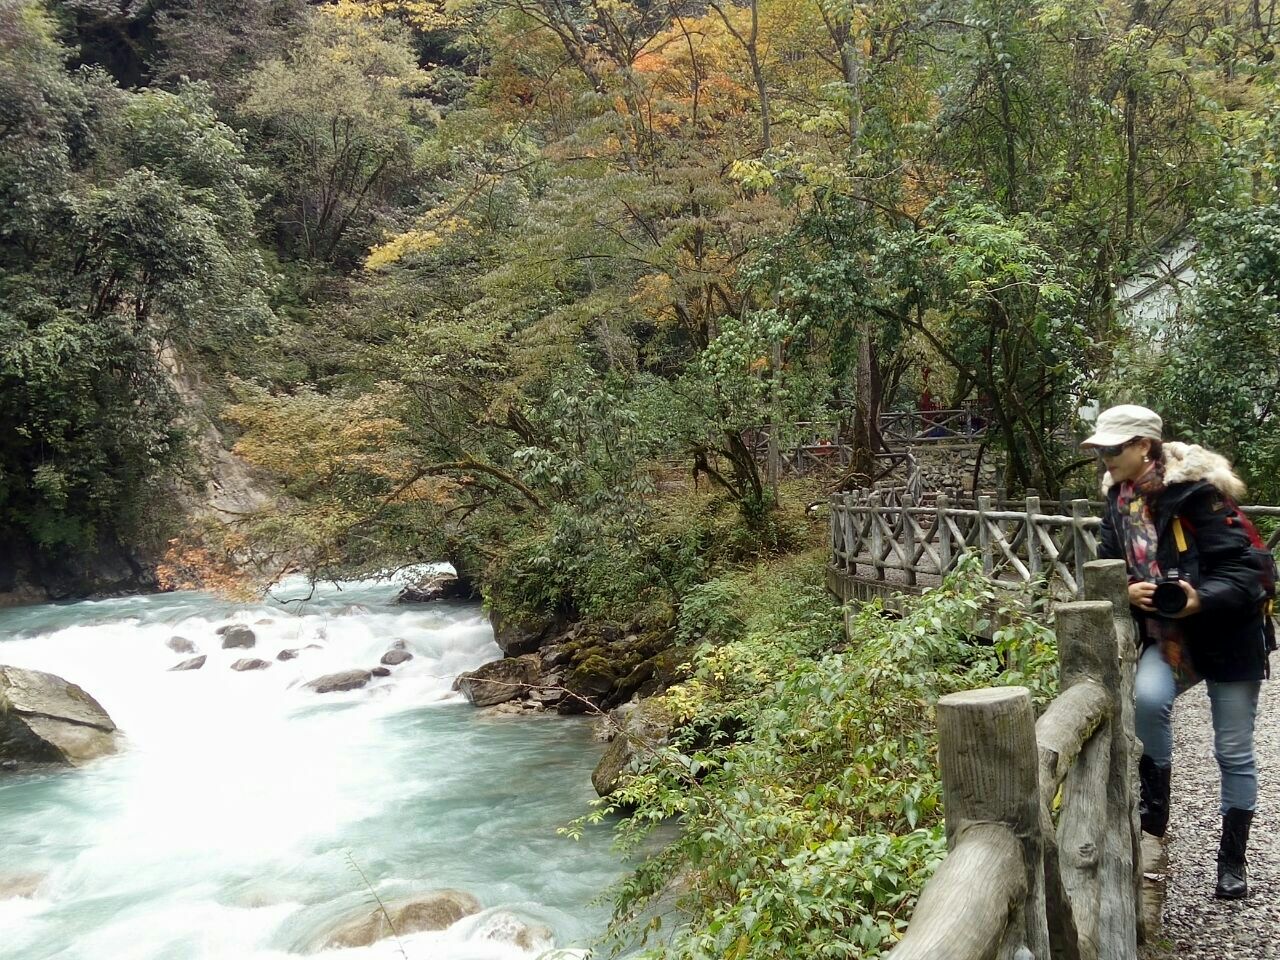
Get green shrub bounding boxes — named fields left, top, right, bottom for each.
left=575, top=555, right=1057, bottom=960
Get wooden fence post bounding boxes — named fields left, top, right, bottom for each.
left=1053, top=599, right=1134, bottom=960
left=1026, top=494, right=1043, bottom=583
left=937, top=491, right=953, bottom=576
left=1084, top=560, right=1142, bottom=953
left=1071, top=499, right=1090, bottom=597
left=870, top=489, right=885, bottom=582
left=842, top=492, right=856, bottom=577
left=978, top=495, right=995, bottom=576
left=903, top=493, right=918, bottom=587
left=936, top=687, right=1050, bottom=960
left=830, top=494, right=840, bottom=569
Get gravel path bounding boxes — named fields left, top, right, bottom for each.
left=1161, top=679, right=1280, bottom=958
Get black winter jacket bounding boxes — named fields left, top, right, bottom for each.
left=1097, top=443, right=1268, bottom=683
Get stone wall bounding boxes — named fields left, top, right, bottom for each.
left=889, top=443, right=1003, bottom=496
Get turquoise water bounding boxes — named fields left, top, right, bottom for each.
left=0, top=574, right=621, bottom=960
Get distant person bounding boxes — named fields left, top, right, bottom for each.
left=1084, top=404, right=1267, bottom=900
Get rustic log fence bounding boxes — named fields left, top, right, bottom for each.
left=880, top=407, right=991, bottom=444
left=888, top=559, right=1142, bottom=960
left=830, top=487, right=1280, bottom=598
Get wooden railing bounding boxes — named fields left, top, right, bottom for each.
left=880, top=407, right=990, bottom=444
left=831, top=489, right=1102, bottom=596
left=830, top=488, right=1280, bottom=598
left=889, top=560, right=1141, bottom=960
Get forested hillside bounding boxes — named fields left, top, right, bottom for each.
left=3, top=0, right=1278, bottom=603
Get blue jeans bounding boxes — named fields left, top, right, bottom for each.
left=1134, top=643, right=1261, bottom=813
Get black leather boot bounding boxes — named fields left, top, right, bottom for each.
left=1139, top=754, right=1171, bottom=838
left=1215, top=808, right=1253, bottom=900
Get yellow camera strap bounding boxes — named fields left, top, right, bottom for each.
left=1172, top=516, right=1189, bottom=554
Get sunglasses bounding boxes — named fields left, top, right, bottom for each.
left=1094, top=439, right=1136, bottom=458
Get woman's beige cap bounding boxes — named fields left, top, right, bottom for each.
left=1080, top=404, right=1163, bottom=447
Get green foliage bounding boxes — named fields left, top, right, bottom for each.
left=0, top=4, right=271, bottom=571
left=1141, top=202, right=1280, bottom=501
left=575, top=555, right=1056, bottom=960
left=241, top=12, right=430, bottom=266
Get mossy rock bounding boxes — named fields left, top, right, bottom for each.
left=591, top=700, right=673, bottom=798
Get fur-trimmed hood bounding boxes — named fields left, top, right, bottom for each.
left=1101, top=441, right=1247, bottom=499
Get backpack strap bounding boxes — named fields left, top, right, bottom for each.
left=1172, top=516, right=1189, bottom=554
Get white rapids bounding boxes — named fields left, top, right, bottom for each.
left=0, top=572, right=617, bottom=960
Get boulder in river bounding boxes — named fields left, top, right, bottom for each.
left=304, top=670, right=371, bottom=694
left=456, top=657, right=539, bottom=707
left=166, top=636, right=197, bottom=654
left=488, top=609, right=563, bottom=657
left=231, top=658, right=270, bottom=672
left=319, top=890, right=482, bottom=949
left=592, top=699, right=673, bottom=798
left=395, top=573, right=477, bottom=604
left=0, top=873, right=43, bottom=900
left=276, top=649, right=299, bottom=662
left=169, top=656, right=206, bottom=672
left=370, top=666, right=391, bottom=678
left=379, top=649, right=413, bottom=666
left=477, top=911, right=554, bottom=952
left=0, top=665, right=122, bottom=765
left=218, top=625, right=256, bottom=649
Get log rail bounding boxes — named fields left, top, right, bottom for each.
left=887, top=560, right=1142, bottom=960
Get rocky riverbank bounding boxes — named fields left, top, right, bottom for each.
left=456, top=609, right=684, bottom=716
left=395, top=574, right=685, bottom=798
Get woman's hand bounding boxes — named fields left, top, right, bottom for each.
left=1129, top=581, right=1157, bottom=612
left=1171, top=580, right=1203, bottom=618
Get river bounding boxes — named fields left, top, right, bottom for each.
left=0, top=573, right=622, bottom=960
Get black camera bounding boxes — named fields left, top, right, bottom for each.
left=1151, top=570, right=1188, bottom=615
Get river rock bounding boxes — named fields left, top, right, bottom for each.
left=528, top=687, right=565, bottom=707
left=169, top=656, right=206, bottom=672
left=277, top=649, right=298, bottom=661
left=478, top=911, right=554, bottom=951
left=371, top=666, right=391, bottom=677
left=488, top=610, right=561, bottom=657
left=541, top=645, right=574, bottom=670
left=379, top=649, right=413, bottom=666
left=166, top=636, right=197, bottom=654
left=592, top=699, right=673, bottom=798
left=218, top=625, right=256, bottom=649
left=456, top=657, right=539, bottom=707
left=320, top=890, right=482, bottom=949
left=0, top=665, right=122, bottom=765
left=556, top=654, right=617, bottom=714
left=395, top=573, right=476, bottom=604
left=304, top=670, right=371, bottom=694
left=231, top=658, right=270, bottom=672
left=390, top=639, right=407, bottom=650
left=0, top=873, right=43, bottom=899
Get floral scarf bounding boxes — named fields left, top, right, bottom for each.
left=1116, top=463, right=1199, bottom=687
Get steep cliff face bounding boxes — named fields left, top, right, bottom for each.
left=0, top=353, right=276, bottom=607
left=162, top=348, right=276, bottom=525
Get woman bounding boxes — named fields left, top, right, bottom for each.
left=1084, top=404, right=1267, bottom=900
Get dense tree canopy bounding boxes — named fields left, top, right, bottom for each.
left=5, top=0, right=1278, bottom=587
left=0, top=1, right=270, bottom=574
